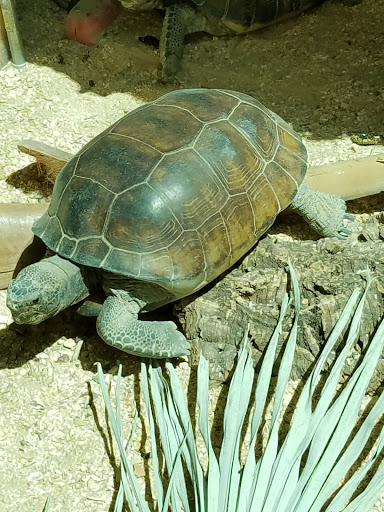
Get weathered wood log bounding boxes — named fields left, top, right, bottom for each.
left=177, top=213, right=384, bottom=388
left=17, top=140, right=72, bottom=183
left=0, top=141, right=72, bottom=287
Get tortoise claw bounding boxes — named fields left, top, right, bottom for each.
left=335, top=214, right=354, bottom=239
left=335, top=226, right=351, bottom=240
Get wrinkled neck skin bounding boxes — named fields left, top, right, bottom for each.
left=46, top=255, right=91, bottom=307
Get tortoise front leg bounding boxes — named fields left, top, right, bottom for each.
left=96, top=292, right=190, bottom=358
left=290, top=179, right=354, bottom=240
left=160, top=3, right=206, bottom=81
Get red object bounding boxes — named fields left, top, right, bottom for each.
left=65, top=0, right=121, bottom=46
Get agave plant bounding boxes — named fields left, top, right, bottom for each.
left=96, top=263, right=384, bottom=512
left=48, top=263, right=384, bottom=511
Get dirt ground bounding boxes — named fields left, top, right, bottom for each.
left=0, top=0, right=383, bottom=510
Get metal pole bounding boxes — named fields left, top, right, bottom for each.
left=0, top=0, right=25, bottom=67
left=0, top=8, right=10, bottom=68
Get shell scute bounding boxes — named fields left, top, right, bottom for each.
left=264, top=161, right=298, bottom=207
left=198, top=213, right=231, bottom=277
left=34, top=215, right=63, bottom=250
left=220, top=193, right=256, bottom=259
left=74, top=133, right=162, bottom=193
left=155, top=88, right=239, bottom=122
left=229, top=103, right=277, bottom=160
left=45, top=156, right=79, bottom=218
left=140, top=249, right=174, bottom=282
left=106, top=184, right=182, bottom=254
left=74, top=238, right=110, bottom=265
left=193, top=1, right=315, bottom=29
left=167, top=230, right=205, bottom=292
left=113, top=104, right=203, bottom=152
left=104, top=249, right=141, bottom=278
left=148, top=149, right=228, bottom=230
left=56, top=176, right=114, bottom=240
left=194, top=120, right=264, bottom=194
left=57, top=236, right=77, bottom=257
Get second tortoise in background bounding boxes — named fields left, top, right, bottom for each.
left=119, top=0, right=363, bottom=80
left=7, top=89, right=353, bottom=359
left=53, top=0, right=363, bottom=80
left=122, top=0, right=324, bottom=80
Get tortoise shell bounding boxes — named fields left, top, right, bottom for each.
left=33, top=89, right=307, bottom=298
left=193, top=0, right=322, bottom=32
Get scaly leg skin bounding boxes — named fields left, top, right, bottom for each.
left=160, top=3, right=206, bottom=82
left=96, top=292, right=190, bottom=358
left=291, top=179, right=354, bottom=240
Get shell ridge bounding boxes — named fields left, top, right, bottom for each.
left=153, top=102, right=205, bottom=123
left=109, top=132, right=163, bottom=155
left=262, top=172, right=282, bottom=213
left=218, top=210, right=233, bottom=264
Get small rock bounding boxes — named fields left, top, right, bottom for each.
left=63, top=338, right=77, bottom=349
left=26, top=471, right=43, bottom=481
left=56, top=354, right=70, bottom=363
left=133, top=462, right=146, bottom=477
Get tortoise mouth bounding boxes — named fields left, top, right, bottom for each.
left=11, top=312, right=43, bottom=325
left=7, top=296, right=60, bottom=325
left=7, top=305, right=50, bottom=325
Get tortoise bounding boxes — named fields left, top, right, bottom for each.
left=119, top=0, right=323, bottom=80
left=51, top=0, right=362, bottom=80
left=7, top=88, right=353, bottom=359
left=4, top=137, right=383, bottom=291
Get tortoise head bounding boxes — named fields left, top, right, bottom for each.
left=7, top=261, right=67, bottom=325
left=6, top=255, right=90, bottom=325
left=120, top=0, right=163, bottom=10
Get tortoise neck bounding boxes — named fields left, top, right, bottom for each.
left=44, top=254, right=91, bottom=306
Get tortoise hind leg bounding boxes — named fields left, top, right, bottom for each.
left=160, top=3, right=207, bottom=81
left=291, top=179, right=354, bottom=240
left=96, top=293, right=190, bottom=358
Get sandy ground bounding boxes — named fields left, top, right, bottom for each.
left=0, top=0, right=384, bottom=510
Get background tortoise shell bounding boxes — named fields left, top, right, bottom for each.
left=33, top=89, right=307, bottom=298
left=191, top=0, right=322, bottom=32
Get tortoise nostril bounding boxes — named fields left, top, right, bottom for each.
left=31, top=298, right=39, bottom=305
